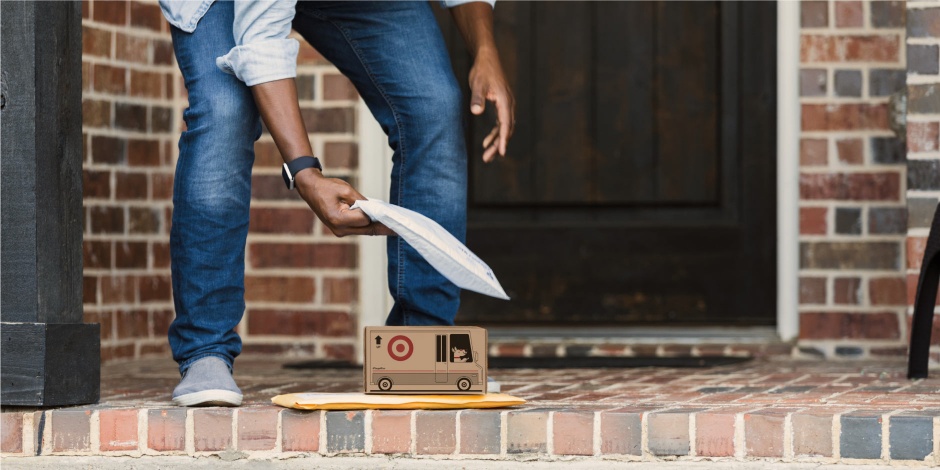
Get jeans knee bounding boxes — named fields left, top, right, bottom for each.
left=425, top=78, right=462, bottom=125
left=184, top=93, right=261, bottom=140
left=432, top=79, right=463, bottom=110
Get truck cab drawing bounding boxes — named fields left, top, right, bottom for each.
left=364, top=326, right=488, bottom=394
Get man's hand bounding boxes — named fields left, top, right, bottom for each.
left=451, top=2, right=515, bottom=162
left=469, top=48, right=515, bottom=162
left=251, top=78, right=391, bottom=237
left=294, top=169, right=394, bottom=237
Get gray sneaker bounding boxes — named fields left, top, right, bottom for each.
left=172, top=357, right=243, bottom=407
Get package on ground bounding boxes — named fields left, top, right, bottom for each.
left=364, top=326, right=487, bottom=394
left=351, top=199, right=510, bottom=300
left=271, top=392, right=524, bottom=410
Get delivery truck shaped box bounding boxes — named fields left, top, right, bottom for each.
left=364, top=326, right=487, bottom=394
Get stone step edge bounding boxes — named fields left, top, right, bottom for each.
left=2, top=407, right=938, bottom=464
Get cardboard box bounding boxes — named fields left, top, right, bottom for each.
left=364, top=326, right=487, bottom=394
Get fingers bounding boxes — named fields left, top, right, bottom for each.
left=497, top=103, right=511, bottom=157
left=479, top=89, right=515, bottom=162
left=335, top=222, right=396, bottom=237
left=482, top=126, right=499, bottom=149
left=328, top=204, right=372, bottom=234
left=494, top=87, right=515, bottom=157
left=482, top=130, right=499, bottom=163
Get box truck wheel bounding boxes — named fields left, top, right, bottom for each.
left=457, top=378, right=472, bottom=391
left=378, top=377, right=393, bottom=391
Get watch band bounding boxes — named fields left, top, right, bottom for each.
left=282, top=156, right=322, bottom=190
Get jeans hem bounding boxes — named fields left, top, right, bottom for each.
left=179, top=352, right=234, bottom=376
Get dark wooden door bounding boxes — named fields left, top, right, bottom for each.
left=435, top=2, right=777, bottom=326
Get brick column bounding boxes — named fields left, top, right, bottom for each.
left=797, top=1, right=908, bottom=357
left=905, top=2, right=940, bottom=364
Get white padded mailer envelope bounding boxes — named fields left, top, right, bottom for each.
left=351, top=199, right=509, bottom=300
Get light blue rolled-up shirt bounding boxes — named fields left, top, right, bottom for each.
left=159, top=0, right=495, bottom=87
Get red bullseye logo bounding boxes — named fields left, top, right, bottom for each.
left=387, top=335, right=414, bottom=361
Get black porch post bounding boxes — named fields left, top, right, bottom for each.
left=1, top=1, right=100, bottom=406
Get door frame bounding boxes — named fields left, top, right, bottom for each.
left=358, top=1, right=800, bottom=342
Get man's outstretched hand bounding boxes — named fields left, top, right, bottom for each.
left=294, top=169, right=394, bottom=237
left=451, top=2, right=515, bottom=163
left=470, top=48, right=515, bottom=162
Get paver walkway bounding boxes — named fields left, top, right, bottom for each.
left=2, top=357, right=939, bottom=465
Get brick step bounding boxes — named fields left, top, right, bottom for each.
left=2, top=406, right=937, bottom=465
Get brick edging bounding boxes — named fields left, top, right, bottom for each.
left=2, top=406, right=937, bottom=465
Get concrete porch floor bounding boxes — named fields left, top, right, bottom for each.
left=2, top=356, right=940, bottom=466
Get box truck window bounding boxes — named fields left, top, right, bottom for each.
left=450, top=334, right=473, bottom=363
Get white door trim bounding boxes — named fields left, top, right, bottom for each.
left=356, top=98, right=394, bottom=363
left=357, top=2, right=802, bottom=342
left=776, top=0, right=800, bottom=341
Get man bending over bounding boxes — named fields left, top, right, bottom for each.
left=159, top=0, right=514, bottom=406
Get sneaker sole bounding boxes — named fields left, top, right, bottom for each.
left=172, top=389, right=243, bottom=407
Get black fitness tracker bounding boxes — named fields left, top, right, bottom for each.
left=282, top=156, right=322, bottom=190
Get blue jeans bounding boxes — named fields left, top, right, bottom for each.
left=168, top=1, right=467, bottom=373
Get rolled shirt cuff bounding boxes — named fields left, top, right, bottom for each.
left=215, top=38, right=300, bottom=87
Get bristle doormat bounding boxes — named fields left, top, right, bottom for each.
left=283, top=356, right=750, bottom=370
left=283, top=360, right=361, bottom=370
left=488, top=356, right=751, bottom=369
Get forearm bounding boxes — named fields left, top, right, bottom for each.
left=250, top=78, right=392, bottom=236
left=449, top=2, right=497, bottom=58
left=250, top=78, right=313, bottom=163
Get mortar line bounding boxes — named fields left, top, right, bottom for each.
left=734, top=412, right=745, bottom=459
left=934, top=416, right=940, bottom=467
left=363, top=410, right=373, bottom=455
left=454, top=410, right=461, bottom=455
left=90, top=410, right=101, bottom=454
left=318, top=411, right=327, bottom=454
left=232, top=408, right=239, bottom=452
left=274, top=410, right=283, bottom=453
left=832, top=411, right=842, bottom=460
left=137, top=409, right=146, bottom=455
left=185, top=409, right=195, bottom=456
left=409, top=411, right=417, bottom=455
left=593, top=411, right=601, bottom=456
left=546, top=411, right=554, bottom=456
left=500, top=411, right=508, bottom=456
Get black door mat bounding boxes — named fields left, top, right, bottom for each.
left=488, top=356, right=751, bottom=369
left=282, top=356, right=751, bottom=370
left=283, top=360, right=361, bottom=370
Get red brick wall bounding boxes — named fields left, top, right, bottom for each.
left=81, top=0, right=363, bottom=363
left=242, top=36, right=361, bottom=361
left=798, top=1, right=909, bottom=357
left=81, top=0, right=179, bottom=362
left=82, top=1, right=922, bottom=364
left=905, top=2, right=940, bottom=363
